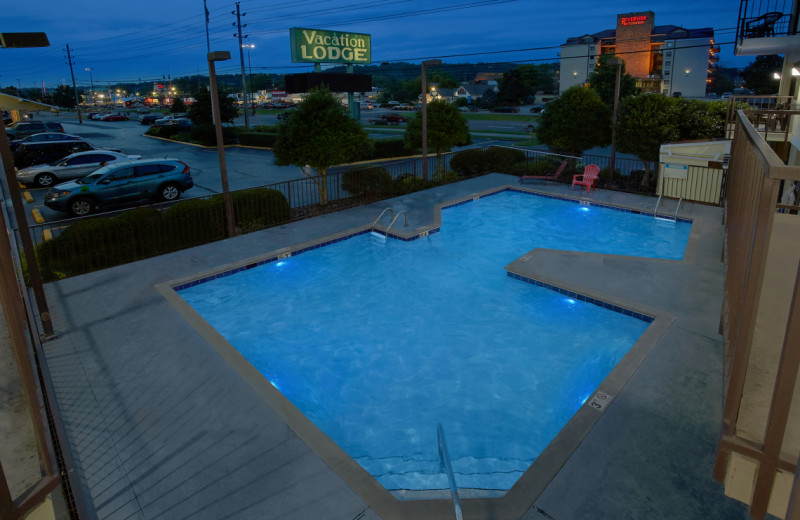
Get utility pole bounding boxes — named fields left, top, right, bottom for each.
left=64, top=44, right=82, bottom=123
left=203, top=0, right=211, bottom=54
left=233, top=2, right=249, bottom=129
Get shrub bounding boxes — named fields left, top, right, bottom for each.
left=163, top=197, right=226, bottom=246
left=229, top=188, right=290, bottom=232
left=371, top=138, right=410, bottom=159
left=237, top=132, right=278, bottom=147
left=146, top=125, right=185, bottom=139
left=484, top=147, right=525, bottom=173
left=393, top=174, right=434, bottom=195
left=37, top=207, right=165, bottom=278
left=431, top=170, right=460, bottom=185
left=450, top=149, right=489, bottom=177
left=252, top=125, right=279, bottom=133
left=190, top=123, right=237, bottom=146
left=342, top=166, right=393, bottom=199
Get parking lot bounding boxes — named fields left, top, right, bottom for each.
left=16, top=114, right=309, bottom=226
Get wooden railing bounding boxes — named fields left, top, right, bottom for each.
left=714, top=109, right=800, bottom=519
left=725, top=95, right=795, bottom=140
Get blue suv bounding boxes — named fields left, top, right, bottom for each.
left=44, top=159, right=193, bottom=216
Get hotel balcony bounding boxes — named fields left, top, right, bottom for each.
left=725, top=95, right=798, bottom=156
left=716, top=109, right=800, bottom=520
left=735, top=0, right=800, bottom=55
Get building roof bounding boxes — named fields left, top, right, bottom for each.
left=564, top=25, right=714, bottom=45
left=0, top=92, right=57, bottom=112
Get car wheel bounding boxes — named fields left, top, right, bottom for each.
left=69, top=197, right=93, bottom=217
left=35, top=172, right=57, bottom=188
left=159, top=183, right=181, bottom=201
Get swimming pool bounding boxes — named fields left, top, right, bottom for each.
left=176, top=189, right=690, bottom=495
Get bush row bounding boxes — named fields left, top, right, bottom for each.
left=341, top=167, right=460, bottom=200
left=36, top=188, right=290, bottom=280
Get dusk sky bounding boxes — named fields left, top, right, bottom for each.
left=3, top=0, right=743, bottom=91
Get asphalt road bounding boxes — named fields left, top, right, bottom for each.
left=19, top=115, right=309, bottom=226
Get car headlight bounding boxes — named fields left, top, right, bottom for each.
left=50, top=190, right=71, bottom=199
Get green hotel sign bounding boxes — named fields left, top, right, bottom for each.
left=289, top=28, right=371, bottom=64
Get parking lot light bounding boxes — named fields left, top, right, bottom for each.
left=421, top=59, right=441, bottom=181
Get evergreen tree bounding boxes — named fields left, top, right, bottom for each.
left=537, top=86, right=611, bottom=156
left=273, top=88, right=372, bottom=204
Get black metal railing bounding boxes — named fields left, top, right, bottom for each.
left=736, top=0, right=795, bottom=41
left=21, top=146, right=709, bottom=281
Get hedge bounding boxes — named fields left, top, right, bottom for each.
left=341, top=166, right=394, bottom=199
left=449, top=147, right=526, bottom=177
left=237, top=132, right=278, bottom=147
left=36, top=188, right=290, bottom=279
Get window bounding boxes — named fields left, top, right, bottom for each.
left=135, top=163, right=172, bottom=177
left=664, top=79, right=670, bottom=85
left=664, top=71, right=670, bottom=76
left=103, top=167, right=135, bottom=182
left=67, top=154, right=105, bottom=165
left=664, top=61, right=671, bottom=67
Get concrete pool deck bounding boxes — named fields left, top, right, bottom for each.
left=39, top=173, right=752, bottom=519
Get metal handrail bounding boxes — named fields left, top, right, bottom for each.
left=385, top=211, right=407, bottom=235
left=370, top=207, right=393, bottom=231
left=437, top=423, right=463, bottom=520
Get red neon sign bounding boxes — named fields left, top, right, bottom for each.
left=621, top=15, right=647, bottom=26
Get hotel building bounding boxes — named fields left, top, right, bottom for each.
left=559, top=11, right=718, bottom=97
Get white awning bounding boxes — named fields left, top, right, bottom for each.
left=0, top=92, right=57, bottom=112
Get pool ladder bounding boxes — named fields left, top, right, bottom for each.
left=437, top=423, right=463, bottom=520
left=654, top=195, right=682, bottom=221
left=370, top=207, right=408, bottom=235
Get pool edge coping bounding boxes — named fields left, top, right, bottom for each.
left=154, top=185, right=690, bottom=520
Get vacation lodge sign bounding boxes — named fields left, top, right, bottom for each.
left=290, top=28, right=371, bottom=65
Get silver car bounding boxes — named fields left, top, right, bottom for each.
left=16, top=150, right=142, bottom=188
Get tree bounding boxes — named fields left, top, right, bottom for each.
left=587, top=55, right=638, bottom=107
left=479, top=88, right=498, bottom=108
left=742, top=55, right=783, bottom=94
left=675, top=99, right=726, bottom=140
left=708, top=66, right=738, bottom=95
left=171, top=97, right=186, bottom=113
left=537, top=86, right=611, bottom=156
left=404, top=100, right=471, bottom=176
left=615, top=94, right=680, bottom=175
left=51, top=85, right=76, bottom=108
left=187, top=90, right=238, bottom=125
left=498, top=68, right=530, bottom=105
left=497, top=64, right=557, bottom=105
left=273, top=88, right=372, bottom=204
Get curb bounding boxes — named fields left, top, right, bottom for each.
left=32, top=208, right=45, bottom=224
left=23, top=191, right=33, bottom=203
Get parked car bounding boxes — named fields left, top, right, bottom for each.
left=17, top=150, right=141, bottom=188
left=138, top=114, right=161, bottom=125
left=13, top=139, right=95, bottom=169
left=5, top=121, right=64, bottom=140
left=154, top=115, right=190, bottom=126
left=101, top=114, right=129, bottom=121
left=90, top=113, right=109, bottom=120
left=491, top=106, right=520, bottom=113
left=369, top=113, right=409, bottom=125
left=2, top=111, right=11, bottom=125
left=9, top=132, right=82, bottom=151
left=529, top=104, right=546, bottom=114
left=43, top=158, right=193, bottom=216
left=721, top=92, right=732, bottom=100
left=277, top=112, right=292, bottom=122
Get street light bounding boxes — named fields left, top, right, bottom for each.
left=85, top=67, right=94, bottom=106
left=242, top=43, right=255, bottom=115
left=606, top=57, right=623, bottom=182
left=208, top=50, right=236, bottom=238
left=421, top=59, right=441, bottom=181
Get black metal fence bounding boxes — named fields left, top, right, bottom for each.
left=21, top=146, right=717, bottom=281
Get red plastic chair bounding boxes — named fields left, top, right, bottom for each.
left=519, top=160, right=568, bottom=185
left=571, top=164, right=600, bottom=194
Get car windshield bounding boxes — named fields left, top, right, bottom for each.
left=76, top=165, right=115, bottom=184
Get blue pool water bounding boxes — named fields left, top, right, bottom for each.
left=178, top=190, right=690, bottom=492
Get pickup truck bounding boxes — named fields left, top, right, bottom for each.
left=369, top=114, right=409, bottom=125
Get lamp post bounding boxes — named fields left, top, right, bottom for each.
left=242, top=43, right=255, bottom=115
left=208, top=50, right=236, bottom=238
left=421, top=59, right=441, bottom=181
left=85, top=67, right=94, bottom=106
left=606, top=57, right=623, bottom=180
